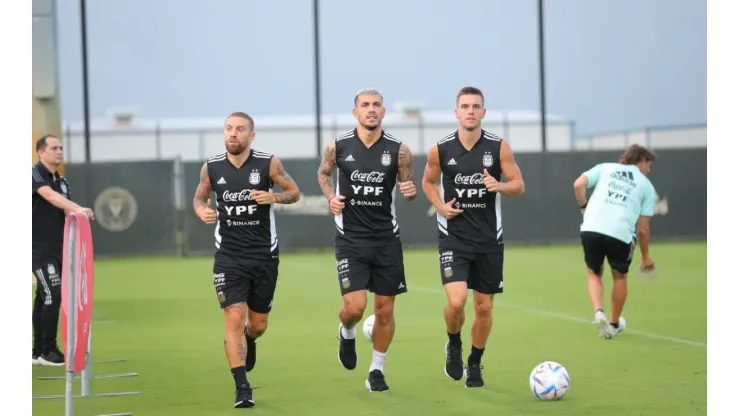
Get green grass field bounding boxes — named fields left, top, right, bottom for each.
left=32, top=242, right=706, bottom=416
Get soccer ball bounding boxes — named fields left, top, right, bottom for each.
left=362, top=314, right=375, bottom=341
left=529, top=361, right=571, bottom=400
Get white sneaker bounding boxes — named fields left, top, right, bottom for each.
left=593, top=310, right=612, bottom=339
left=607, top=317, right=627, bottom=338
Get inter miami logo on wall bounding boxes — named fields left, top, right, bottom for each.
left=381, top=151, right=391, bottom=167
left=249, top=169, right=261, bottom=185
left=482, top=152, right=493, bottom=167
left=94, top=186, right=138, bottom=232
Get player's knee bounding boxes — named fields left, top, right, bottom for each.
left=374, top=299, right=395, bottom=324
left=248, top=319, right=268, bottom=338
left=224, top=304, right=247, bottom=330
left=447, top=296, right=466, bottom=312
left=473, top=297, right=493, bottom=316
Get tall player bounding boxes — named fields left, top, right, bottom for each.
left=421, top=86, right=525, bottom=388
left=573, top=144, right=656, bottom=339
left=193, top=112, right=301, bottom=408
left=316, top=88, right=417, bottom=392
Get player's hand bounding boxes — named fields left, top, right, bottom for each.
left=438, top=198, right=464, bottom=220
left=250, top=190, right=276, bottom=205
left=329, top=195, right=346, bottom=215
left=199, top=199, right=217, bottom=224
left=73, top=207, right=95, bottom=220
left=398, top=181, right=416, bottom=199
left=483, top=170, right=500, bottom=193
left=640, top=256, right=655, bottom=271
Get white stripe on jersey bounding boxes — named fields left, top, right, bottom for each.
left=252, top=149, right=272, bottom=159
left=336, top=129, right=354, bottom=141
left=437, top=132, right=456, bottom=145
left=483, top=131, right=503, bottom=141
left=208, top=153, right=227, bottom=163
left=382, top=132, right=401, bottom=143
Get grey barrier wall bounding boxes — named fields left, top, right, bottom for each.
left=65, top=160, right=179, bottom=256
left=66, top=149, right=705, bottom=257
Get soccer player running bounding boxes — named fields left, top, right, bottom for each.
left=421, top=86, right=525, bottom=388
left=317, top=88, right=417, bottom=392
left=573, top=144, right=656, bottom=340
left=193, top=112, right=301, bottom=408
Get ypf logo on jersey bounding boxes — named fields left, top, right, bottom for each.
left=94, top=187, right=138, bottom=232
left=222, top=190, right=258, bottom=216
left=350, top=170, right=385, bottom=197
left=249, top=169, right=261, bottom=185
left=482, top=151, right=493, bottom=167
left=381, top=151, right=391, bottom=166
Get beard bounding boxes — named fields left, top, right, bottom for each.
left=360, top=122, right=380, bottom=131
left=225, top=141, right=248, bottom=155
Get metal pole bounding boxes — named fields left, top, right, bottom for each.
left=537, top=0, right=547, bottom=152
left=312, top=0, right=323, bottom=158
left=65, top=218, right=77, bottom=416
left=80, top=0, right=91, bottom=163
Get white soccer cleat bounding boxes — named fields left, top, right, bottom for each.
left=593, top=310, right=612, bottom=339
left=607, top=316, right=627, bottom=338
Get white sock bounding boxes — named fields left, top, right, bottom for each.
left=341, top=324, right=356, bottom=339
left=369, top=349, right=387, bottom=373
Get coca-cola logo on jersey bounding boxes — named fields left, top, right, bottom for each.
left=222, top=190, right=254, bottom=202
left=350, top=170, right=386, bottom=183
left=454, top=173, right=485, bottom=185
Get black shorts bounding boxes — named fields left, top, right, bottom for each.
left=580, top=231, right=636, bottom=275
left=439, top=248, right=504, bottom=295
left=335, top=241, right=407, bottom=297
left=212, top=261, right=278, bottom=313
left=32, top=255, right=62, bottom=302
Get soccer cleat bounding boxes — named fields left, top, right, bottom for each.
left=38, top=347, right=65, bottom=367
left=337, top=323, right=357, bottom=370
left=593, top=310, right=612, bottom=339
left=365, top=369, right=390, bottom=392
left=465, top=363, right=485, bottom=388
left=444, top=341, right=464, bottom=381
left=244, top=325, right=256, bottom=372
left=607, top=316, right=627, bottom=338
left=234, top=382, right=255, bottom=408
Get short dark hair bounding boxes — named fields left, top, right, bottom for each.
left=456, top=86, right=485, bottom=106
left=226, top=112, right=254, bottom=131
left=36, top=134, right=59, bottom=152
left=619, top=144, right=656, bottom=165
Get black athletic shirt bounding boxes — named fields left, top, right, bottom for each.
left=32, top=162, right=70, bottom=259
left=437, top=129, right=504, bottom=253
left=334, top=128, right=402, bottom=246
left=207, top=149, right=278, bottom=264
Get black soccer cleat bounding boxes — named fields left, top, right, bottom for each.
left=444, top=341, right=464, bottom=381
left=244, top=326, right=257, bottom=372
left=234, top=382, right=255, bottom=408
left=465, top=363, right=485, bottom=388
left=337, top=323, right=357, bottom=370
left=365, top=369, right=390, bottom=392
left=38, top=346, right=65, bottom=367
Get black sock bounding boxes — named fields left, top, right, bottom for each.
left=468, top=346, right=485, bottom=365
left=610, top=322, right=619, bottom=328
left=448, top=331, right=462, bottom=348
left=231, top=366, right=247, bottom=388
left=596, top=308, right=604, bottom=314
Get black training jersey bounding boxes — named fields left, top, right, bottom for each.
left=32, top=162, right=70, bottom=258
left=207, top=149, right=278, bottom=264
left=334, top=128, right=402, bottom=246
left=437, top=129, right=504, bottom=253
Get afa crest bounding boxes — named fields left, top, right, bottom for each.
left=482, top=153, right=493, bottom=167
left=249, top=170, right=261, bottom=185
left=381, top=152, right=391, bottom=166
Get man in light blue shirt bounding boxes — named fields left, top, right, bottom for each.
left=573, top=144, right=657, bottom=340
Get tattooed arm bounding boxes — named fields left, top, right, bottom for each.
left=397, top=143, right=417, bottom=200
left=193, top=162, right=217, bottom=223
left=267, top=156, right=301, bottom=204
left=317, top=141, right=337, bottom=201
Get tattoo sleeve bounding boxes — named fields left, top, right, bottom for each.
left=317, top=142, right=337, bottom=200
left=272, top=159, right=301, bottom=204
left=397, top=144, right=413, bottom=182
left=193, top=162, right=211, bottom=213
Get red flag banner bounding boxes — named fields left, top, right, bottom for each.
left=61, top=212, right=95, bottom=374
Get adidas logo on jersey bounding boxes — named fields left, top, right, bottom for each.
left=217, top=177, right=226, bottom=185
left=447, top=158, right=457, bottom=165
left=345, top=155, right=355, bottom=162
